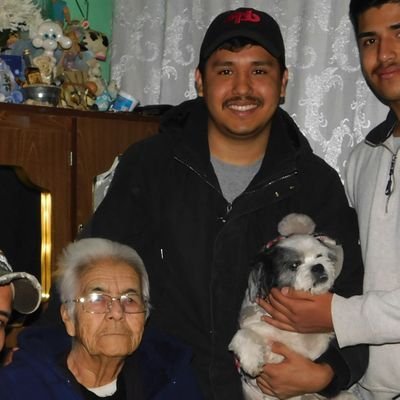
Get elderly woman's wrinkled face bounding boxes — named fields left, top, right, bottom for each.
left=62, top=260, right=146, bottom=359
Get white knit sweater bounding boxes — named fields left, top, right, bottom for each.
left=332, top=134, right=400, bottom=400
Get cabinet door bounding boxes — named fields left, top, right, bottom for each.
left=75, top=115, right=159, bottom=234
left=0, top=108, right=73, bottom=295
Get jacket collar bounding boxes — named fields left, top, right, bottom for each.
left=365, top=109, right=397, bottom=146
left=253, top=106, right=309, bottom=187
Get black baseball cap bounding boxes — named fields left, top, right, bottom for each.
left=199, top=7, right=286, bottom=69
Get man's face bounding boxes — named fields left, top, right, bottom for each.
left=0, top=285, right=12, bottom=351
left=61, top=260, right=146, bottom=359
left=357, top=3, right=400, bottom=108
left=195, top=44, right=288, bottom=143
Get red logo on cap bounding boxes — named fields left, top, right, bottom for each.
left=225, top=10, right=261, bottom=24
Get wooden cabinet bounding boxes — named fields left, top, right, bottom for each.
left=0, top=103, right=159, bottom=296
left=75, top=116, right=160, bottom=233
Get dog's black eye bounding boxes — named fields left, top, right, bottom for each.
left=290, top=261, right=301, bottom=270
left=316, top=254, right=323, bottom=258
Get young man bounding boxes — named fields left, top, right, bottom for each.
left=0, top=250, right=41, bottom=352
left=262, top=1, right=400, bottom=399
left=77, top=7, right=367, bottom=399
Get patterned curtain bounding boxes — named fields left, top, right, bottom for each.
left=111, top=0, right=388, bottom=178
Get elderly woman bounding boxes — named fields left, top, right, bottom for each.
left=0, top=238, right=202, bottom=399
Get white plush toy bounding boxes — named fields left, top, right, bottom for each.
left=32, top=20, right=72, bottom=60
left=31, top=20, right=72, bottom=83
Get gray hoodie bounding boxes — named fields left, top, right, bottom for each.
left=333, top=111, right=400, bottom=400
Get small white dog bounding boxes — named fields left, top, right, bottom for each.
left=229, top=213, right=349, bottom=400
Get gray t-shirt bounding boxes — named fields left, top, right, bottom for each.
left=211, top=155, right=262, bottom=203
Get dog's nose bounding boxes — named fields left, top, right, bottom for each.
left=311, top=264, right=328, bottom=282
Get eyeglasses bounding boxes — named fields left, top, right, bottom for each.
left=65, top=292, right=147, bottom=314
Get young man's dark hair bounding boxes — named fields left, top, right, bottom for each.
left=349, top=0, right=400, bottom=33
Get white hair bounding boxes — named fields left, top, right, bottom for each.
left=56, top=238, right=150, bottom=318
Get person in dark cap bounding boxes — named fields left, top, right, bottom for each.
left=42, top=7, right=367, bottom=399
left=0, top=250, right=41, bottom=352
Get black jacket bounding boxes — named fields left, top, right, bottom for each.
left=0, top=326, right=203, bottom=399
left=82, top=98, right=367, bottom=400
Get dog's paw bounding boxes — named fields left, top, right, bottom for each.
left=229, top=329, right=268, bottom=377
left=264, top=350, right=284, bottom=364
left=240, top=348, right=266, bottom=377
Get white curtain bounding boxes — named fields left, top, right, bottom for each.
left=111, top=0, right=388, bottom=178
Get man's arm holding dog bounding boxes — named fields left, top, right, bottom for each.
left=257, top=296, right=368, bottom=399
left=258, top=289, right=334, bottom=333
left=256, top=342, right=334, bottom=399
left=262, top=286, right=400, bottom=345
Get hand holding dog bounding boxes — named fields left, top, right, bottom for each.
left=258, top=289, right=334, bottom=333
left=256, top=341, right=334, bottom=399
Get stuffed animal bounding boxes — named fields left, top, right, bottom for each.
left=32, top=20, right=72, bottom=60
left=81, top=29, right=109, bottom=61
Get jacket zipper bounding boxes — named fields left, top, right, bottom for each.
left=175, top=155, right=298, bottom=223
left=174, top=155, right=298, bottom=205
left=366, top=139, right=398, bottom=213
left=243, top=170, right=298, bottom=196
left=384, top=150, right=397, bottom=213
left=217, top=203, right=232, bottom=224
left=173, top=155, right=221, bottom=193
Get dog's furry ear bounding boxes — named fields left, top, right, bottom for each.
left=247, top=261, right=265, bottom=302
left=247, top=249, right=276, bottom=302
left=317, top=236, right=344, bottom=278
left=278, top=213, right=316, bottom=236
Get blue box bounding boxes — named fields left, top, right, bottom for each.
left=0, top=55, right=23, bottom=78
